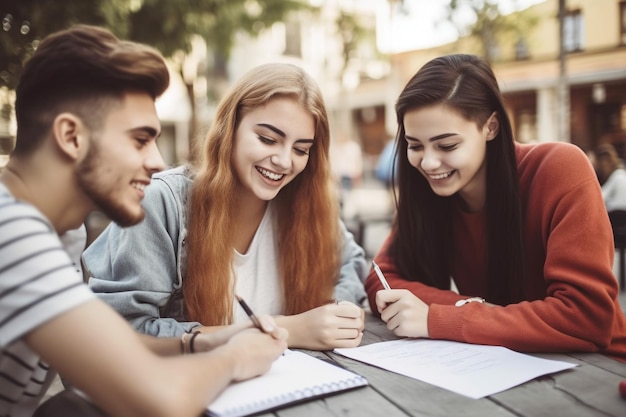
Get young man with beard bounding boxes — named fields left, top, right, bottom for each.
left=0, top=25, right=287, bottom=417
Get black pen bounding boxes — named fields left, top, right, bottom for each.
left=235, top=294, right=264, bottom=332
left=372, top=261, right=392, bottom=290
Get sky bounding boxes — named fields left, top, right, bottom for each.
left=376, top=0, right=546, bottom=53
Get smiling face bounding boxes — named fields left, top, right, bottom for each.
left=76, top=91, right=165, bottom=226
left=231, top=96, right=315, bottom=205
left=403, top=104, right=497, bottom=212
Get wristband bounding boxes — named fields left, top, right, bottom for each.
left=455, top=297, right=485, bottom=307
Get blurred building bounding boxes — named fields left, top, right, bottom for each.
left=226, top=0, right=388, bottom=174
left=224, top=0, right=624, bottom=173
left=493, top=0, right=626, bottom=154
left=6, top=0, right=624, bottom=169
left=354, top=0, right=626, bottom=157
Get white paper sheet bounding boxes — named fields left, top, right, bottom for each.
left=335, top=339, right=577, bottom=399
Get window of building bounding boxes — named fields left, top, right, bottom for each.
left=515, top=38, right=529, bottom=60
left=619, top=1, right=626, bottom=45
left=563, top=9, right=584, bottom=52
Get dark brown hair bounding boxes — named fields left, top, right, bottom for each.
left=392, top=54, right=524, bottom=305
left=13, top=24, right=169, bottom=156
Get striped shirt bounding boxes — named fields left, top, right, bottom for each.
left=0, top=183, right=94, bottom=417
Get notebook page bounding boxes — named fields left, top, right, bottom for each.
left=207, top=349, right=367, bottom=417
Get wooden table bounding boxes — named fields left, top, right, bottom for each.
left=256, top=313, right=626, bottom=417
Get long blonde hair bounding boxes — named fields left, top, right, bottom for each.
left=185, top=63, right=341, bottom=325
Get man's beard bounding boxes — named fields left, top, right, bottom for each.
left=75, top=140, right=145, bottom=228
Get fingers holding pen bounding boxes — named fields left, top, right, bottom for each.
left=375, top=288, right=404, bottom=314
left=376, top=289, right=429, bottom=338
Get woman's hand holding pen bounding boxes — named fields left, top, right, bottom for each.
left=376, top=289, right=430, bottom=338
left=372, top=261, right=429, bottom=338
left=277, top=301, right=364, bottom=350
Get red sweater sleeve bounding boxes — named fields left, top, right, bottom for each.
left=366, top=143, right=626, bottom=361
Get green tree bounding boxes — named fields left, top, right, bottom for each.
left=0, top=0, right=129, bottom=90
left=446, top=0, right=538, bottom=64
left=1, top=0, right=310, bottom=155
left=336, top=11, right=369, bottom=75
left=126, top=0, right=309, bottom=95
left=125, top=0, right=311, bottom=157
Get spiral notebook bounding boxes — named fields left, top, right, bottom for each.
left=206, top=349, right=368, bottom=417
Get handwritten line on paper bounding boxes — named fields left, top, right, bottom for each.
left=335, top=339, right=577, bottom=399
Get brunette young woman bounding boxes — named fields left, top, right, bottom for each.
left=366, top=54, right=626, bottom=362
left=85, top=63, right=367, bottom=350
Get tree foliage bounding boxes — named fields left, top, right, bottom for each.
left=446, top=0, right=538, bottom=63
left=336, top=10, right=369, bottom=74
left=0, top=0, right=117, bottom=90
left=0, top=0, right=309, bottom=90
left=1, top=0, right=310, bottom=152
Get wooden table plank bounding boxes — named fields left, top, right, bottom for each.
left=349, top=313, right=626, bottom=417
left=274, top=385, right=408, bottom=417
left=328, top=352, right=515, bottom=417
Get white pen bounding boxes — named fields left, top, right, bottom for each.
left=372, top=261, right=391, bottom=290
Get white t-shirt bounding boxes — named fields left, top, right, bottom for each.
left=232, top=203, right=282, bottom=322
left=0, top=183, right=94, bottom=417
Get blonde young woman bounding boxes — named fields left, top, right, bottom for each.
left=84, top=63, right=367, bottom=350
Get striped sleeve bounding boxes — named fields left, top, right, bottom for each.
left=0, top=196, right=94, bottom=348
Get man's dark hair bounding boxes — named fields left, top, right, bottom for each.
left=13, top=24, right=170, bottom=156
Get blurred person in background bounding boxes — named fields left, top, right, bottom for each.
left=375, top=136, right=397, bottom=189
left=595, top=143, right=626, bottom=212
left=330, top=132, right=363, bottom=217
left=330, top=132, right=363, bottom=192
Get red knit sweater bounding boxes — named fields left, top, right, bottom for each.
left=366, top=141, right=626, bottom=363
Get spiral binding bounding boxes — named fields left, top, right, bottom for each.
left=219, top=375, right=368, bottom=417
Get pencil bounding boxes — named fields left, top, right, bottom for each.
left=235, top=294, right=264, bottom=331
left=372, top=261, right=392, bottom=290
